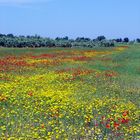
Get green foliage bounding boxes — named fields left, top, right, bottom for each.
left=136, top=38, right=140, bottom=43
left=96, top=35, right=106, bottom=41
left=0, top=34, right=115, bottom=48
left=123, top=37, right=129, bottom=43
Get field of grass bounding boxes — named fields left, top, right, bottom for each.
left=0, top=45, right=140, bottom=139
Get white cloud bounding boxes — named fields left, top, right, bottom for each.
left=0, top=0, right=32, bottom=4
left=0, top=0, right=53, bottom=5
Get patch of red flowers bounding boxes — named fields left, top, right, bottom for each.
left=56, top=67, right=93, bottom=78
left=28, top=91, right=33, bottom=97
left=72, top=56, right=92, bottom=61
left=121, top=118, right=129, bottom=124
left=0, top=55, right=34, bottom=72
left=41, top=123, right=45, bottom=129
left=106, top=123, right=111, bottom=129
left=104, top=70, right=118, bottom=77
left=122, top=110, right=129, bottom=116
left=101, top=111, right=130, bottom=131
left=114, top=122, right=120, bottom=130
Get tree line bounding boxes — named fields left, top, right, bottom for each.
left=0, top=33, right=139, bottom=48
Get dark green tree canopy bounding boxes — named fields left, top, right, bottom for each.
left=2, top=33, right=136, bottom=48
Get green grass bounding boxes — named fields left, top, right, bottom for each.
left=0, top=45, right=140, bottom=139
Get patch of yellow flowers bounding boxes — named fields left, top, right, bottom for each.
left=0, top=47, right=139, bottom=139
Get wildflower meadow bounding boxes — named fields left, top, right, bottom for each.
left=0, top=45, right=140, bottom=139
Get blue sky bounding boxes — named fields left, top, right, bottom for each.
left=0, top=0, right=140, bottom=39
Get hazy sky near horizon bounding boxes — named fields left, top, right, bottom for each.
left=0, top=0, right=140, bottom=39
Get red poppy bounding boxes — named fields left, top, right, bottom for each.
left=41, top=124, right=45, bottom=128
left=121, top=118, right=129, bottom=124
left=114, top=122, right=120, bottom=130
left=95, top=123, right=98, bottom=127
left=122, top=110, right=129, bottom=116
left=28, top=92, right=33, bottom=96
left=102, top=116, right=106, bottom=120
left=106, top=123, right=111, bottom=129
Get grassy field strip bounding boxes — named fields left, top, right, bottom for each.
left=0, top=45, right=140, bottom=139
